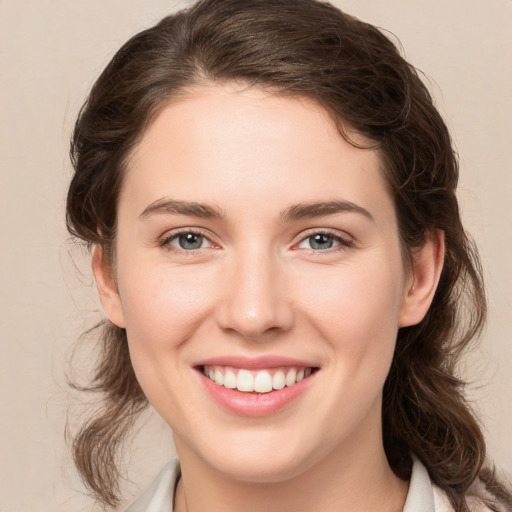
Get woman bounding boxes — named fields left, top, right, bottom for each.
left=66, top=0, right=512, bottom=510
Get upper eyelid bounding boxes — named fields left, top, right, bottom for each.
left=159, top=227, right=218, bottom=247
left=293, top=227, right=355, bottom=244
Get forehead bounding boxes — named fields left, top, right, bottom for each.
left=123, top=84, right=393, bottom=224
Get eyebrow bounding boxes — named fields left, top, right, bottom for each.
left=139, top=199, right=224, bottom=220
left=139, top=198, right=374, bottom=223
left=281, top=200, right=375, bottom=223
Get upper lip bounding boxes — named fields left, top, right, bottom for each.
left=193, top=355, right=319, bottom=370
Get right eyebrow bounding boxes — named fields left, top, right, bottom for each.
left=139, top=198, right=224, bottom=220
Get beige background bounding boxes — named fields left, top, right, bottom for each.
left=0, top=1, right=510, bottom=510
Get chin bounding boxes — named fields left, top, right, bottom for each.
left=210, top=453, right=313, bottom=484
left=188, top=429, right=325, bottom=484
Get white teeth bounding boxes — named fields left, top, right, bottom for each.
left=214, top=368, right=224, bottom=386
left=237, top=369, right=254, bottom=392
left=223, top=369, right=237, bottom=389
left=285, top=368, right=297, bottom=387
left=272, top=370, right=286, bottom=390
left=204, top=365, right=314, bottom=393
left=254, top=371, right=273, bottom=393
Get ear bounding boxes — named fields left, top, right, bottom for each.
left=91, top=244, right=126, bottom=328
left=398, top=230, right=445, bottom=327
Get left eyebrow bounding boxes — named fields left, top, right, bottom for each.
left=281, top=200, right=375, bottom=223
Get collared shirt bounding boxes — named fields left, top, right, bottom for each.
left=124, top=457, right=459, bottom=512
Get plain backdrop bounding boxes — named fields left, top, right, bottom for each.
left=0, top=1, right=511, bottom=510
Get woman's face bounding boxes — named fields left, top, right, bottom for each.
left=96, top=85, right=435, bottom=482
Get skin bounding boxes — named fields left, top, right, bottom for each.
left=93, top=84, right=444, bottom=512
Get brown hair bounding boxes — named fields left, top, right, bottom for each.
left=66, top=0, right=512, bottom=509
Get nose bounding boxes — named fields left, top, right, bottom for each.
left=215, top=248, right=295, bottom=340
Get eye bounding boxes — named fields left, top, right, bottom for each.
left=295, top=231, right=353, bottom=251
left=161, top=230, right=214, bottom=251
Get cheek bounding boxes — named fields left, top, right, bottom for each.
left=116, top=262, right=217, bottom=357
left=298, top=259, right=405, bottom=366
left=115, top=263, right=220, bottom=415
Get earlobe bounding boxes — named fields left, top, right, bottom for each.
left=398, top=230, right=445, bottom=328
left=91, top=245, right=126, bottom=328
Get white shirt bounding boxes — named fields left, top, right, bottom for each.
left=124, top=457, right=461, bottom=512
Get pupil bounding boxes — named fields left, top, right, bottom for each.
left=310, top=234, right=333, bottom=250
left=179, top=233, right=203, bottom=250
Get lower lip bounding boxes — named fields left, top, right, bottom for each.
left=198, top=370, right=316, bottom=417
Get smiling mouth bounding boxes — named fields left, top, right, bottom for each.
left=200, top=365, right=318, bottom=394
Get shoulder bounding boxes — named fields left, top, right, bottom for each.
left=411, top=456, right=504, bottom=512
left=432, top=474, right=507, bottom=512
left=124, top=459, right=180, bottom=512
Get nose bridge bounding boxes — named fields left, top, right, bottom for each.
left=217, top=241, right=293, bottom=338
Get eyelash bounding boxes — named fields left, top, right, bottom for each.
left=293, top=229, right=355, bottom=253
left=158, top=228, right=355, bottom=254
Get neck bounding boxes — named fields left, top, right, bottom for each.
left=173, top=423, right=408, bottom=512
